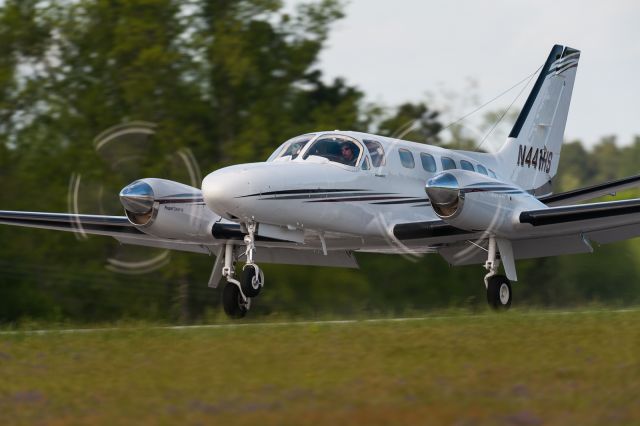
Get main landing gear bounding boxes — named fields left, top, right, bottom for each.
left=220, top=222, right=264, bottom=319
left=483, top=237, right=512, bottom=310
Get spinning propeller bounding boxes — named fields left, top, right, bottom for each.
left=67, top=121, right=203, bottom=274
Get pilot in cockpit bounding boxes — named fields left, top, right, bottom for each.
left=340, top=142, right=357, bottom=166
left=290, top=142, right=304, bottom=159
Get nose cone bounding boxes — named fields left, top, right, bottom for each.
left=202, top=168, right=245, bottom=218
left=425, top=173, right=462, bottom=218
left=120, top=180, right=155, bottom=214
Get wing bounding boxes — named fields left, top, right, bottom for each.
left=392, top=198, right=640, bottom=266
left=518, top=198, right=640, bottom=244
left=0, top=210, right=359, bottom=268
left=0, top=210, right=213, bottom=254
left=0, top=210, right=141, bottom=236
left=539, top=173, right=640, bottom=206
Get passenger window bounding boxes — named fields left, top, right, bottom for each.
left=460, top=160, right=475, bottom=171
left=420, top=153, right=437, bottom=172
left=488, top=169, right=497, bottom=178
left=477, top=164, right=488, bottom=175
left=364, top=140, right=386, bottom=167
left=399, top=149, right=415, bottom=168
left=361, top=157, right=371, bottom=170
left=441, top=157, right=456, bottom=170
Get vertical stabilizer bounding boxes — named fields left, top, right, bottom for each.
left=496, top=44, right=580, bottom=195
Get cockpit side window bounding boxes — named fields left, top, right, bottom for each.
left=272, top=135, right=312, bottom=161
left=266, top=142, right=288, bottom=162
left=303, top=135, right=361, bottom=167
left=361, top=157, right=371, bottom=170
left=363, top=139, right=386, bottom=167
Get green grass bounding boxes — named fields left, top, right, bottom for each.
left=1, top=309, right=639, bottom=425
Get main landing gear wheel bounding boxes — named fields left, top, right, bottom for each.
left=486, top=275, right=512, bottom=310
left=241, top=264, right=263, bottom=298
left=222, top=282, right=249, bottom=319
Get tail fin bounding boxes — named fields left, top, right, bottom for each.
left=496, top=44, right=580, bottom=195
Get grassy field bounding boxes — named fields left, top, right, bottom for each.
left=0, top=309, right=639, bottom=425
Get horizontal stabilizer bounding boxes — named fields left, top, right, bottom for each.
left=539, top=173, right=640, bottom=206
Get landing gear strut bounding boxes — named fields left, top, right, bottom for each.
left=483, top=237, right=512, bottom=310
left=220, top=222, right=265, bottom=319
left=241, top=222, right=264, bottom=298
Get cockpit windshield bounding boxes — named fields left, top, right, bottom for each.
left=269, top=135, right=313, bottom=161
left=302, top=135, right=361, bottom=167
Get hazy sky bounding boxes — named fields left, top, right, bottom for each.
left=295, top=0, right=640, bottom=148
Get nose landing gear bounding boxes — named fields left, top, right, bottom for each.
left=241, top=264, right=264, bottom=297
left=220, top=222, right=264, bottom=319
left=240, top=222, right=264, bottom=298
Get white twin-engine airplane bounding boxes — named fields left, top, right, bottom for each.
left=3, top=44, right=640, bottom=318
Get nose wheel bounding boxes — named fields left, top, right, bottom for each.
left=219, top=222, right=265, bottom=319
left=241, top=263, right=264, bottom=297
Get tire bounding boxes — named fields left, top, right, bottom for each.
left=222, top=282, right=247, bottom=319
left=486, top=275, right=512, bottom=310
left=241, top=264, right=262, bottom=298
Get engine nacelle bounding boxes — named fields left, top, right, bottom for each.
left=120, top=178, right=219, bottom=242
left=425, top=171, right=544, bottom=234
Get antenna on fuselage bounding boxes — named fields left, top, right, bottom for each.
left=436, top=64, right=542, bottom=151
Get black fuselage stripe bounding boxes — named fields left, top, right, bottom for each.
left=462, top=187, right=519, bottom=193
left=237, top=189, right=366, bottom=198
left=370, top=198, right=430, bottom=205
left=258, top=192, right=391, bottom=201
left=157, top=198, right=204, bottom=204
left=466, top=182, right=512, bottom=188
left=307, top=196, right=411, bottom=203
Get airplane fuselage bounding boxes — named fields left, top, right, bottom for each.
left=202, top=131, right=544, bottom=246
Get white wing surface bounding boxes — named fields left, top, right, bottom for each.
left=394, top=198, right=640, bottom=265
left=0, top=210, right=359, bottom=268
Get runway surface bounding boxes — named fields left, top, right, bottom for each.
left=1, top=307, right=638, bottom=335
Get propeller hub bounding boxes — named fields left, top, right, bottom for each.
left=119, top=180, right=155, bottom=214
left=425, top=173, right=463, bottom=218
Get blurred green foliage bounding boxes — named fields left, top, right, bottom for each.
left=1, top=0, right=639, bottom=323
